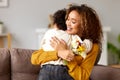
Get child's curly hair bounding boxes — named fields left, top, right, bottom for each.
left=53, top=8, right=67, bottom=31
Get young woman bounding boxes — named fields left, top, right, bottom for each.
left=31, top=4, right=103, bottom=80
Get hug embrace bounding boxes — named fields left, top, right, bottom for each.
left=31, top=4, right=103, bottom=80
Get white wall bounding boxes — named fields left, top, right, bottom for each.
left=0, top=0, right=120, bottom=49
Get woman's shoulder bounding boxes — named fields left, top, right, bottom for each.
left=92, top=43, right=100, bottom=52
left=93, top=43, right=99, bottom=47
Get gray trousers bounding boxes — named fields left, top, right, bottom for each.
left=37, top=64, right=74, bottom=80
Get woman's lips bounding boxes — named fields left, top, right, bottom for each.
left=67, top=27, right=72, bottom=31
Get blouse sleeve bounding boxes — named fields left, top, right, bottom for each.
left=31, top=49, right=59, bottom=65
left=83, top=39, right=93, bottom=53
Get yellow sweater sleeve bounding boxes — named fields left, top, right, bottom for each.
left=31, top=49, right=58, bottom=65
left=67, top=44, right=99, bottom=80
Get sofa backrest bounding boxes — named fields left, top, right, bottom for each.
left=10, top=48, right=40, bottom=80
left=0, top=48, right=11, bottom=80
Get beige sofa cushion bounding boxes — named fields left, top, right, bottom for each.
left=10, top=48, right=40, bottom=80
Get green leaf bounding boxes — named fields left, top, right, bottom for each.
left=107, top=42, right=119, bottom=55
left=118, top=34, right=120, bottom=44
left=108, top=34, right=120, bottom=64
left=63, top=60, right=68, bottom=65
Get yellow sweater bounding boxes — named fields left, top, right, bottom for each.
left=31, top=44, right=99, bottom=80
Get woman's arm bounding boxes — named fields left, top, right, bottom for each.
left=31, top=49, right=58, bottom=65
left=67, top=44, right=99, bottom=80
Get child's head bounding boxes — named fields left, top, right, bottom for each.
left=53, top=8, right=67, bottom=31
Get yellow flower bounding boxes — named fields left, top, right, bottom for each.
left=77, top=46, right=85, bottom=52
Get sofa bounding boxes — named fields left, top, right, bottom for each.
left=0, top=48, right=120, bottom=80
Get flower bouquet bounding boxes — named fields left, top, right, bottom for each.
left=63, top=35, right=87, bottom=65
left=71, top=36, right=87, bottom=59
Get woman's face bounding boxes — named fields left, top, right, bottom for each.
left=66, top=10, right=83, bottom=36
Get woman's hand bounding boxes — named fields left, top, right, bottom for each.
left=50, top=36, right=68, bottom=51
left=50, top=36, right=74, bottom=61
left=58, top=50, right=74, bottom=61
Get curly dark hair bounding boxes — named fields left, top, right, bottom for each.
left=66, top=4, right=103, bottom=45
left=53, top=8, right=67, bottom=31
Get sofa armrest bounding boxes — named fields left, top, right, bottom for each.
left=90, top=65, right=120, bottom=80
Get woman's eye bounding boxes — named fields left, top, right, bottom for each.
left=72, top=21, right=76, bottom=24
